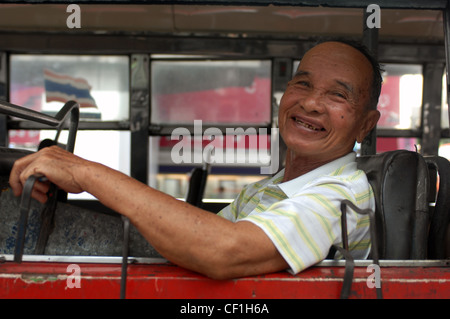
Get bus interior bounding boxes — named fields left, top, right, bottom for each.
left=0, top=0, right=449, bottom=299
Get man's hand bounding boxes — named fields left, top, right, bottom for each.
left=9, top=146, right=87, bottom=203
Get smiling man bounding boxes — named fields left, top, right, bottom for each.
left=9, top=41, right=381, bottom=279
left=280, top=41, right=380, bottom=180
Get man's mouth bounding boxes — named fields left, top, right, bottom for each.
left=292, top=116, right=325, bottom=132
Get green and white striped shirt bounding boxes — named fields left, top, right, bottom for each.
left=218, top=152, right=374, bottom=274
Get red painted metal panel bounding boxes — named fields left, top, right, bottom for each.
left=0, top=261, right=449, bottom=299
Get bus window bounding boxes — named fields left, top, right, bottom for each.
left=9, top=54, right=131, bottom=200
left=377, top=64, right=423, bottom=153
left=378, top=64, right=423, bottom=130
left=376, top=137, right=421, bottom=153
left=440, top=73, right=450, bottom=160
left=150, top=59, right=272, bottom=201
left=38, top=130, right=130, bottom=200
left=10, top=54, right=129, bottom=123
left=151, top=59, right=271, bottom=125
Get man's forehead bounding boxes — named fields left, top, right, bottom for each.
left=302, top=42, right=372, bottom=71
left=296, top=42, right=373, bottom=87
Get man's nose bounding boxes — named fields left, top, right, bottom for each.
left=301, top=90, right=326, bottom=114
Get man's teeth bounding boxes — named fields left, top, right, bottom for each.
left=294, top=118, right=323, bottom=131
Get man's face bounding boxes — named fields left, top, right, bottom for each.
left=278, top=42, right=379, bottom=163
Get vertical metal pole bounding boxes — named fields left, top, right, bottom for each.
left=120, top=216, right=130, bottom=299
left=361, top=7, right=379, bottom=156
left=0, top=52, right=8, bottom=147
left=443, top=4, right=450, bottom=129
left=130, top=54, right=150, bottom=184
left=421, top=63, right=444, bottom=156
left=121, top=54, right=150, bottom=298
left=272, top=58, right=292, bottom=170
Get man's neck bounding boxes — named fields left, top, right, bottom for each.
left=282, top=150, right=349, bottom=182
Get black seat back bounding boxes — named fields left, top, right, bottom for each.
left=425, top=155, right=450, bottom=259
left=0, top=147, right=33, bottom=177
left=185, top=165, right=209, bottom=208
left=356, top=150, right=430, bottom=259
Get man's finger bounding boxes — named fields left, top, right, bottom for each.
left=9, top=151, right=41, bottom=196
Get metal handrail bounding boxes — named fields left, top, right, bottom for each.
left=337, top=199, right=382, bottom=299
left=0, top=100, right=80, bottom=263
left=0, top=100, right=79, bottom=153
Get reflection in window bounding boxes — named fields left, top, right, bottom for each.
left=9, top=55, right=130, bottom=177
left=9, top=54, right=129, bottom=122
left=377, top=64, right=423, bottom=129
left=151, top=60, right=271, bottom=125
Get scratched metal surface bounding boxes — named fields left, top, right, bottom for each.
left=0, top=176, right=161, bottom=258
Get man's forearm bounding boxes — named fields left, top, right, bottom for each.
left=82, top=161, right=232, bottom=274
left=82, top=161, right=287, bottom=279
left=10, top=146, right=287, bottom=279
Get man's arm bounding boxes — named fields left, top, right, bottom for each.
left=9, top=146, right=288, bottom=279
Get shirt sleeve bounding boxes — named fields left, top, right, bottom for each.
left=239, top=181, right=359, bottom=274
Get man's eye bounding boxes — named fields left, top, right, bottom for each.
left=333, top=92, right=346, bottom=99
left=297, top=81, right=310, bottom=87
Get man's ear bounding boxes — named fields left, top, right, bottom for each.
left=356, top=110, right=381, bottom=143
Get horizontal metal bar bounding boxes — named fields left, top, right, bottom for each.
left=8, top=120, right=130, bottom=131
left=13, top=121, right=449, bottom=140
left=317, top=259, right=450, bottom=268
left=155, top=124, right=272, bottom=136
left=8, top=120, right=272, bottom=135
left=1, top=254, right=449, bottom=268
left=377, top=128, right=449, bottom=139
left=0, top=33, right=445, bottom=62
left=0, top=254, right=168, bottom=265
left=1, top=0, right=447, bottom=10
left=1, top=100, right=66, bottom=127
left=1, top=100, right=80, bottom=152
left=376, top=128, right=423, bottom=138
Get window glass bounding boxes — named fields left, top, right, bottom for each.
left=38, top=130, right=131, bottom=200
left=8, top=55, right=131, bottom=198
left=376, top=137, right=420, bottom=154
left=155, top=172, right=263, bottom=202
left=378, top=64, right=423, bottom=129
left=442, top=73, right=449, bottom=129
left=151, top=60, right=271, bottom=125
left=150, top=132, right=273, bottom=201
left=439, top=139, right=450, bottom=160
left=9, top=54, right=129, bottom=122
left=440, top=75, right=450, bottom=160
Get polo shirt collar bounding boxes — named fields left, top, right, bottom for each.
left=275, top=152, right=357, bottom=198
